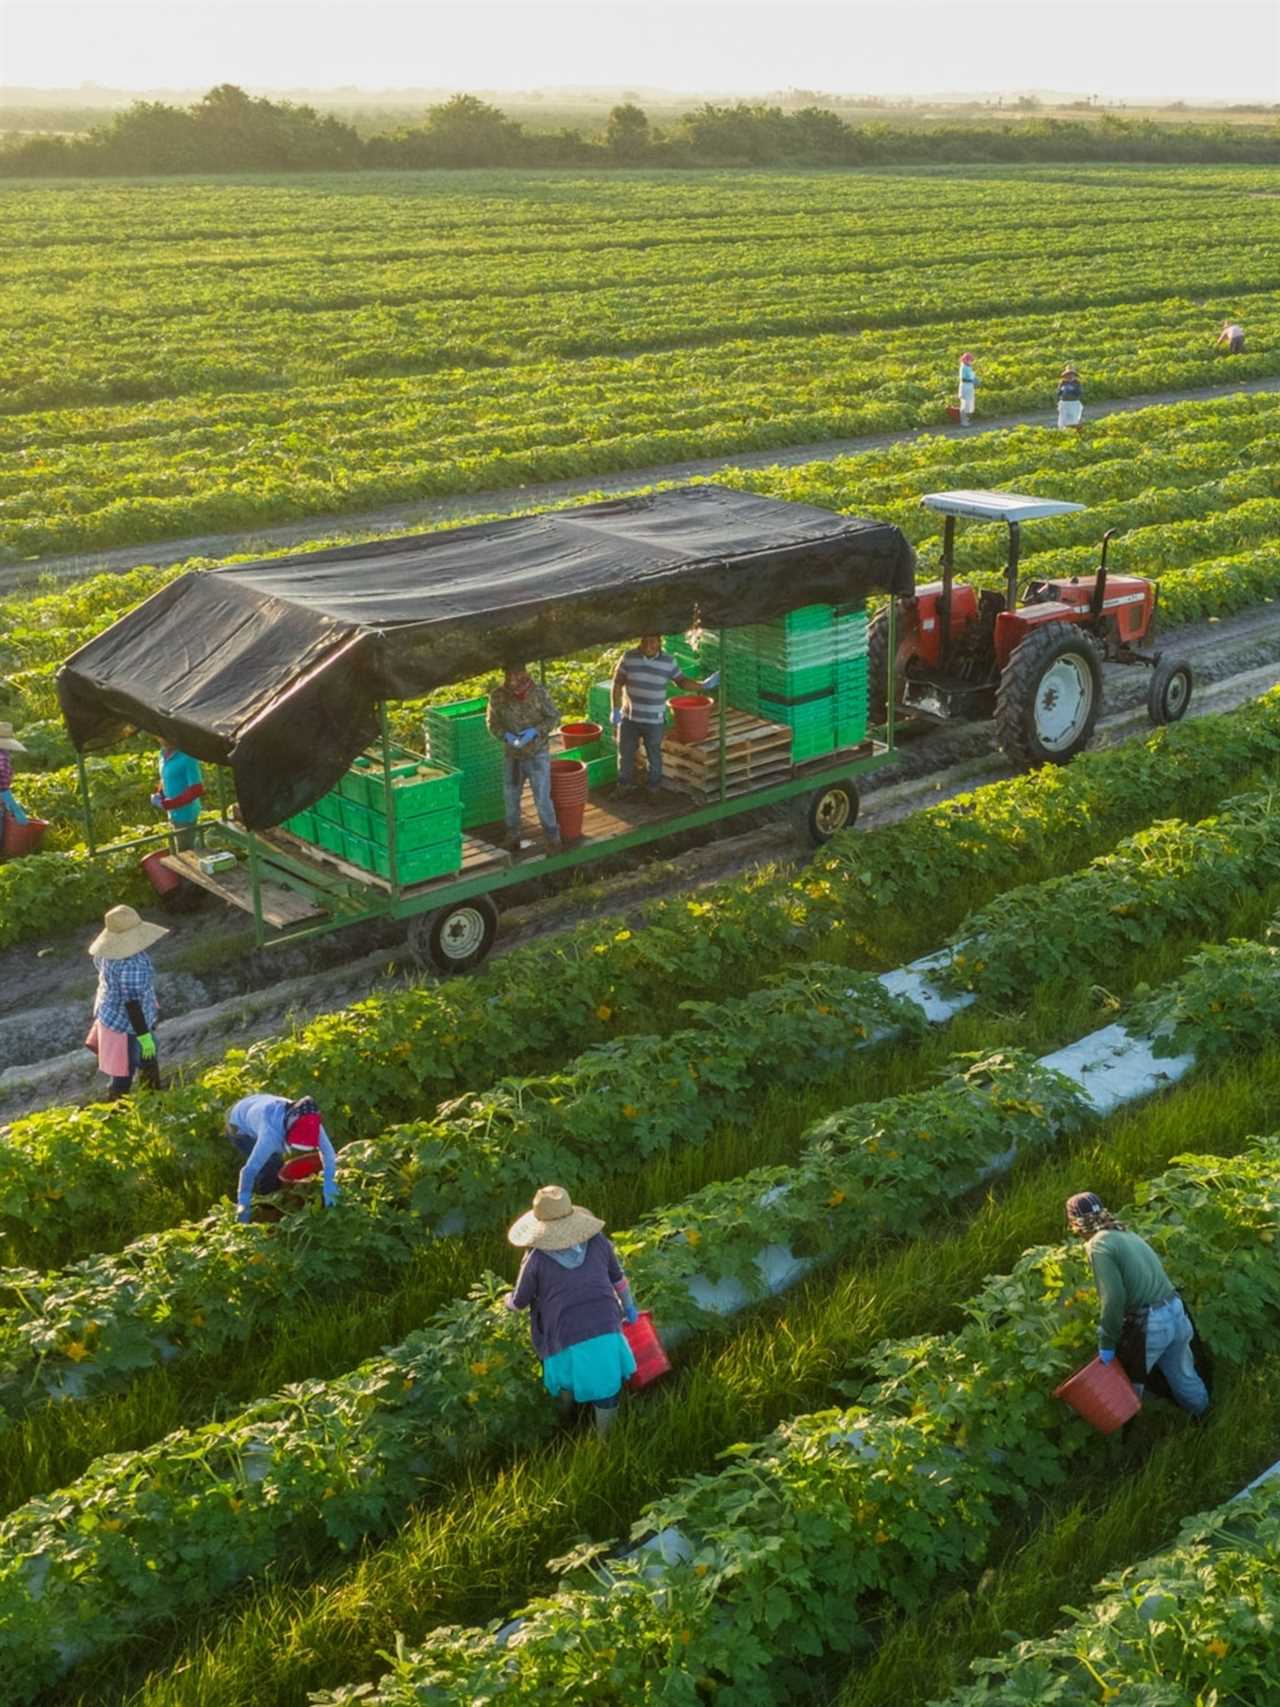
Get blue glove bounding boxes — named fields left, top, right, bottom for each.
left=701, top=671, right=720, bottom=691
left=1098, top=1348, right=1116, bottom=1365
left=624, top=1300, right=639, bottom=1325
left=611, top=708, right=624, bottom=728
left=150, top=791, right=165, bottom=809
left=503, top=732, right=519, bottom=747
left=519, top=727, right=538, bottom=745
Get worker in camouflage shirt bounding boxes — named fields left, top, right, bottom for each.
left=487, top=664, right=561, bottom=852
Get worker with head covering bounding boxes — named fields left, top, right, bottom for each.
left=506, top=1184, right=639, bottom=1439
left=1066, top=1191, right=1209, bottom=1420
left=86, top=905, right=168, bottom=1098
left=486, top=663, right=561, bottom=854
left=957, top=352, right=979, bottom=426
left=225, top=1093, right=339, bottom=1223
left=1057, top=365, right=1084, bottom=431
left=0, top=721, right=31, bottom=848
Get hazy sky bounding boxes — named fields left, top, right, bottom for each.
left=3, top=0, right=1278, bottom=102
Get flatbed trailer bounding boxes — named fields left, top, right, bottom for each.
left=58, top=486, right=915, bottom=973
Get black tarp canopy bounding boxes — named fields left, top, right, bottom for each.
left=58, top=486, right=915, bottom=828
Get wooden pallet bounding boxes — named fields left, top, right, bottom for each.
left=266, top=828, right=511, bottom=893
left=659, top=710, right=794, bottom=801
left=160, top=851, right=324, bottom=928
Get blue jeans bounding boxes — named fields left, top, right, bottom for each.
left=1139, top=1296, right=1209, bottom=1416
left=618, top=719, right=665, bottom=791
left=228, top=1128, right=284, bottom=1196
left=503, top=748, right=558, bottom=837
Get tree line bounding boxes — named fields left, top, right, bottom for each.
left=4, top=84, right=1278, bottom=176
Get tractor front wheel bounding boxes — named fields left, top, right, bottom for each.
left=1148, top=656, right=1193, bottom=726
left=995, top=624, right=1103, bottom=768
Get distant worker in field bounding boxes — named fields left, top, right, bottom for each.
left=152, top=741, right=205, bottom=851
left=1066, top=1190, right=1210, bottom=1421
left=1057, top=365, right=1085, bottom=432
left=225, top=1093, right=339, bottom=1223
left=505, top=1184, right=640, bottom=1441
left=86, top=904, right=167, bottom=1099
left=956, top=351, right=979, bottom=426
left=487, top=663, right=561, bottom=853
left=611, top=634, right=719, bottom=800
left=1215, top=318, right=1245, bottom=356
left=0, top=721, right=31, bottom=847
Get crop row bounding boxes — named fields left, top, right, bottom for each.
left=7, top=687, right=1280, bottom=1270
left=0, top=964, right=922, bottom=1415
left=933, top=1469, right=1280, bottom=1705
left=10, top=778, right=1280, bottom=1417
left=314, top=1131, right=1280, bottom=1704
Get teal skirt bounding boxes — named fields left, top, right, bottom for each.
left=542, top=1330, right=637, bottom=1403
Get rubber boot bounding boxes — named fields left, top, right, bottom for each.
left=593, top=1403, right=617, bottom=1441
left=554, top=1389, right=576, bottom=1426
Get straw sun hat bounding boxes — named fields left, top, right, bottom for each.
left=0, top=722, right=27, bottom=753
left=88, top=905, right=170, bottom=960
left=508, top=1184, right=604, bottom=1250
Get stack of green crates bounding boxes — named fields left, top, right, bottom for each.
left=283, top=754, right=463, bottom=884
left=833, top=605, right=870, bottom=748
left=721, top=603, right=873, bottom=762
left=424, top=697, right=505, bottom=831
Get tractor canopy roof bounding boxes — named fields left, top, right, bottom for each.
left=921, top=490, right=1087, bottom=525
left=57, top=485, right=915, bottom=829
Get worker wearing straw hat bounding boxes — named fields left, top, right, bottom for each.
left=1057, top=365, right=1085, bottom=431
left=956, top=352, right=979, bottom=426
left=0, top=722, right=31, bottom=846
left=1065, top=1191, right=1210, bottom=1420
left=86, top=905, right=168, bottom=1098
left=506, top=1185, right=640, bottom=1439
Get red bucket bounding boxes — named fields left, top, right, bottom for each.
left=560, top=721, right=602, bottom=749
left=669, top=695, right=712, bottom=743
left=1, top=815, right=48, bottom=857
left=623, top=1311, right=672, bottom=1391
left=279, top=1151, right=323, bottom=1182
left=141, top=849, right=182, bottom=895
left=1053, top=1356, right=1141, bottom=1435
left=550, top=758, right=588, bottom=841
left=946, top=404, right=962, bottom=423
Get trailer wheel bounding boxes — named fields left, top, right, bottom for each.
left=995, top=624, right=1102, bottom=768
left=409, top=895, right=499, bottom=975
left=1148, top=656, right=1193, bottom=726
left=790, top=779, right=860, bottom=847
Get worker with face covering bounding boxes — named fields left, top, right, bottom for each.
left=486, top=663, right=561, bottom=853
left=225, top=1093, right=339, bottom=1222
left=1066, top=1190, right=1210, bottom=1420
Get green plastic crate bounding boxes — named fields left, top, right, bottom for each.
left=562, top=742, right=619, bottom=788
left=791, top=722, right=838, bottom=762
left=340, top=799, right=461, bottom=851
left=316, top=817, right=345, bottom=855
left=341, top=831, right=464, bottom=884
left=757, top=661, right=836, bottom=699
left=284, top=808, right=317, bottom=841
left=836, top=716, right=869, bottom=748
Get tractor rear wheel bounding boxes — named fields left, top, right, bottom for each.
left=867, top=610, right=891, bottom=723
left=995, top=624, right=1103, bottom=768
left=1148, top=656, right=1193, bottom=726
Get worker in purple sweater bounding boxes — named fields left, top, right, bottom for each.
left=506, top=1184, right=639, bottom=1439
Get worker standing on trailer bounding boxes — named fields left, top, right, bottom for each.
left=0, top=722, right=31, bottom=845
left=225, top=1093, right=338, bottom=1223
left=1056, top=366, right=1085, bottom=432
left=1215, top=318, right=1245, bottom=356
left=506, top=1184, right=639, bottom=1441
left=152, top=741, right=205, bottom=851
left=486, top=664, right=561, bottom=853
left=1066, top=1191, right=1210, bottom=1420
left=956, top=352, right=979, bottom=426
left=611, top=634, right=719, bottom=800
left=86, top=905, right=167, bottom=1099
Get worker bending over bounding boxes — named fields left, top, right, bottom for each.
left=1215, top=319, right=1245, bottom=356
left=611, top=634, right=719, bottom=799
left=1066, top=1190, right=1209, bottom=1419
left=226, top=1093, right=338, bottom=1222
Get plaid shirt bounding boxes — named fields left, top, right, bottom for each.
left=93, top=952, right=159, bottom=1034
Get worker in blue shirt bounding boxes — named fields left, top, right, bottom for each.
left=152, top=743, right=205, bottom=851
left=225, top=1093, right=339, bottom=1223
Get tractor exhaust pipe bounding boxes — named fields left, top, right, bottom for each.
left=1090, top=528, right=1117, bottom=620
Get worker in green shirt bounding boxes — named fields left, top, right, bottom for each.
left=1066, top=1191, right=1209, bottom=1418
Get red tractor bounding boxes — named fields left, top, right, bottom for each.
left=869, top=490, right=1194, bottom=767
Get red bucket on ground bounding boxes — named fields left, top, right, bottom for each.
left=1, top=816, right=48, bottom=857
left=623, top=1311, right=672, bottom=1391
left=141, top=849, right=182, bottom=895
left=945, top=404, right=963, bottom=423
left=560, top=721, right=602, bottom=749
left=1053, top=1356, right=1141, bottom=1435
left=279, top=1152, right=323, bottom=1182
left=669, top=694, right=712, bottom=743
left=549, top=758, right=589, bottom=842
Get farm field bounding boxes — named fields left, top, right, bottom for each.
left=5, top=158, right=1280, bottom=1707
left=3, top=163, right=1280, bottom=558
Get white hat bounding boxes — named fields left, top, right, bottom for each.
left=88, top=905, right=170, bottom=960
left=507, top=1184, right=605, bottom=1250
left=0, top=722, right=27, bottom=753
